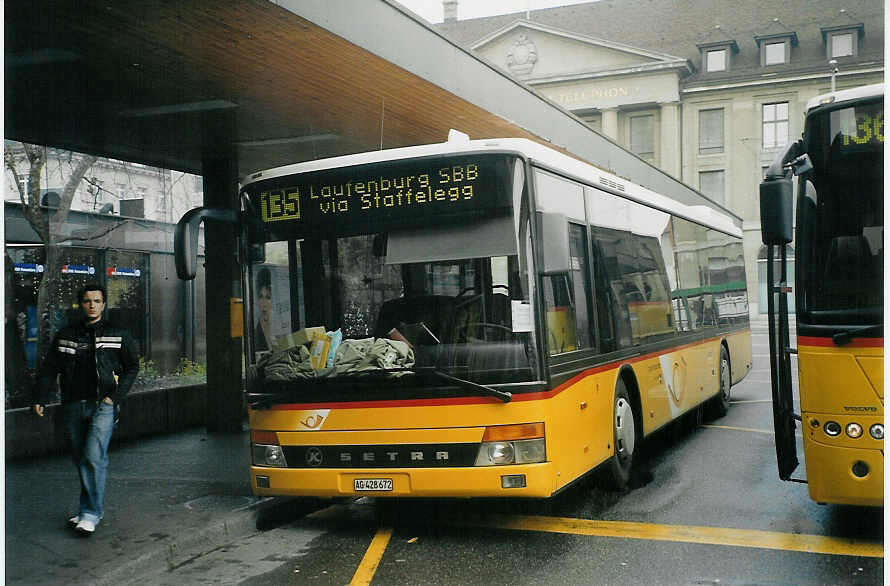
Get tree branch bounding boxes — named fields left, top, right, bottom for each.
left=57, top=219, right=130, bottom=243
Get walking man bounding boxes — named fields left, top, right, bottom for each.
left=32, top=283, right=138, bottom=536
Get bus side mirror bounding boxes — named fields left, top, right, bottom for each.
left=536, top=211, right=571, bottom=274
left=759, top=177, right=793, bottom=245
left=174, top=207, right=239, bottom=280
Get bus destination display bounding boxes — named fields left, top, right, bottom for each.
left=254, top=155, right=510, bottom=231
left=838, top=102, right=884, bottom=150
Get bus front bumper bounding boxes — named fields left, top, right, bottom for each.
left=250, top=462, right=555, bottom=498
left=803, top=440, right=883, bottom=507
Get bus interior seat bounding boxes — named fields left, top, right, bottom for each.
left=373, top=295, right=456, bottom=342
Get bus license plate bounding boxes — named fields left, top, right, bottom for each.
left=354, top=478, right=393, bottom=492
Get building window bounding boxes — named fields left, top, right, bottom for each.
left=699, top=170, right=725, bottom=204
left=763, top=102, right=789, bottom=149
left=822, top=25, right=862, bottom=59
left=629, top=114, right=654, bottom=160
left=831, top=33, right=854, bottom=57
left=698, top=41, right=737, bottom=73
left=756, top=33, right=796, bottom=67
left=764, top=42, right=786, bottom=65
left=699, top=108, right=724, bottom=155
left=706, top=49, right=726, bottom=72
left=579, top=112, right=602, bottom=133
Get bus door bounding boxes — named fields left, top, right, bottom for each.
left=760, top=145, right=805, bottom=481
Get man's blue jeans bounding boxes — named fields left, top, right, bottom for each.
left=63, top=400, right=115, bottom=524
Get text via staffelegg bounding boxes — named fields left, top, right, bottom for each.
left=260, top=164, right=480, bottom=223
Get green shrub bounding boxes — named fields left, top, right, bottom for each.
left=138, top=356, right=159, bottom=379
left=174, top=357, right=206, bottom=377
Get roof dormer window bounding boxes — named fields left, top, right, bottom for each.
left=755, top=33, right=797, bottom=67
left=821, top=24, right=864, bottom=59
left=707, top=49, right=726, bottom=72
left=697, top=40, right=739, bottom=73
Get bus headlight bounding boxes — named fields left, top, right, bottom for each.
left=869, top=424, right=884, bottom=440
left=488, top=442, right=515, bottom=465
left=823, top=421, right=842, bottom=437
left=474, top=439, right=545, bottom=466
left=474, top=423, right=546, bottom=466
left=252, top=444, right=287, bottom=467
left=845, top=423, right=864, bottom=439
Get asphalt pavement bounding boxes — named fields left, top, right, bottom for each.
left=4, top=424, right=288, bottom=585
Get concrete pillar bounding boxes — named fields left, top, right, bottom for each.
left=601, top=108, right=619, bottom=141
left=659, top=101, right=681, bottom=179
left=201, top=108, right=244, bottom=433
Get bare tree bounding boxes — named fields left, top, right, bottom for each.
left=5, top=143, right=98, bottom=372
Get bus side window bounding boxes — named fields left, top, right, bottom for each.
left=543, top=273, right=577, bottom=354
left=542, top=223, right=591, bottom=355
left=590, top=238, right=616, bottom=352
left=568, top=224, right=592, bottom=350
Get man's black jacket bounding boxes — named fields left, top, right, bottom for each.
left=36, top=319, right=139, bottom=405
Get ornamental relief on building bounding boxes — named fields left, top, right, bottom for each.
left=506, top=33, right=537, bottom=75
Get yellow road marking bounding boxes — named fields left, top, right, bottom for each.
left=457, top=514, right=883, bottom=558
left=350, top=526, right=393, bottom=586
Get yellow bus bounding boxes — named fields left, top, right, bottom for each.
left=177, top=135, right=751, bottom=498
left=760, top=83, right=883, bottom=506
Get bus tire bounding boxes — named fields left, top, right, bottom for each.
left=710, top=345, right=731, bottom=418
left=605, top=380, right=636, bottom=491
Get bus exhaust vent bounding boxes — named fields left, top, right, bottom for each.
left=599, top=177, right=625, bottom=192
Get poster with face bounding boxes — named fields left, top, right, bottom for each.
left=254, top=264, right=292, bottom=352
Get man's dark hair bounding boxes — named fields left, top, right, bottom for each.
left=78, top=282, right=107, bottom=303
left=256, top=267, right=271, bottom=292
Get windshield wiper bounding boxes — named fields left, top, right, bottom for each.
left=833, top=324, right=883, bottom=346
left=421, top=368, right=512, bottom=403
left=247, top=368, right=512, bottom=405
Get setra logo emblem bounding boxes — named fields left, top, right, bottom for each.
left=306, top=447, right=324, bottom=467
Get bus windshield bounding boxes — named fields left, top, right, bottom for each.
left=242, top=153, right=540, bottom=396
left=798, top=98, right=884, bottom=325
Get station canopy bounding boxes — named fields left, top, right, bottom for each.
left=6, top=0, right=735, bottom=219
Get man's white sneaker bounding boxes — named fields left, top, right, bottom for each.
left=67, top=515, right=79, bottom=528
left=74, top=519, right=96, bottom=536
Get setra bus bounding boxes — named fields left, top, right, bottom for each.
left=760, top=83, right=883, bottom=506
left=177, top=134, right=752, bottom=498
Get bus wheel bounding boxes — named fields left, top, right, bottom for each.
left=710, top=346, right=731, bottom=418
left=606, top=380, right=636, bottom=490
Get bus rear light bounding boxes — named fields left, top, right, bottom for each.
left=482, top=422, right=544, bottom=442
left=251, top=430, right=280, bottom=445
left=869, top=424, right=884, bottom=440
left=823, top=421, right=842, bottom=437
left=845, top=423, right=864, bottom=439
